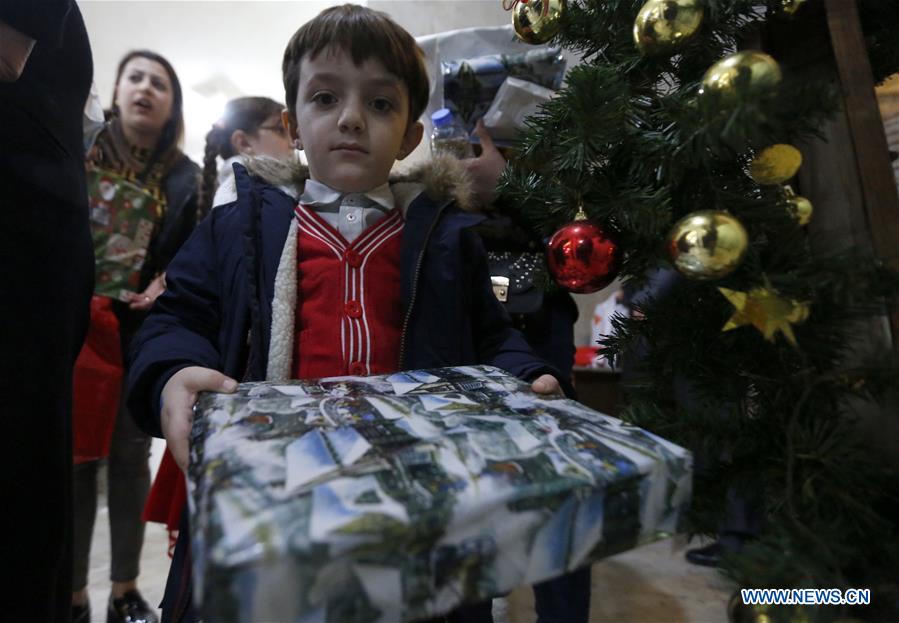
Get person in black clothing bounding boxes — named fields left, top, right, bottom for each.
left=466, top=121, right=590, bottom=623
left=620, top=268, right=762, bottom=568
left=0, top=2, right=94, bottom=621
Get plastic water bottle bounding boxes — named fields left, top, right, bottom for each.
left=430, top=108, right=473, bottom=159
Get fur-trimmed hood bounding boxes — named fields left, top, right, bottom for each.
left=238, top=153, right=478, bottom=214
left=254, top=154, right=481, bottom=382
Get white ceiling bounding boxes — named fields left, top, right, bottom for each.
left=79, top=0, right=511, bottom=161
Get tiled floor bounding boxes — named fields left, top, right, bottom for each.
left=84, top=441, right=732, bottom=622
left=504, top=537, right=734, bottom=622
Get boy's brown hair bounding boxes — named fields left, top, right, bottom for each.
left=282, top=4, right=430, bottom=127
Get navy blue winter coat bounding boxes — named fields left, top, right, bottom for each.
left=127, top=159, right=561, bottom=437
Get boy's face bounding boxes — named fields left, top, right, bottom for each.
left=284, top=47, right=423, bottom=193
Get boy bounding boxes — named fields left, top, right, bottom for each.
left=128, top=5, right=563, bottom=622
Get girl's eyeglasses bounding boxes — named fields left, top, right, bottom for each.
left=257, top=123, right=286, bottom=136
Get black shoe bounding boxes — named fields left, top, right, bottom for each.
left=72, top=602, right=90, bottom=623
left=107, top=589, right=159, bottom=623
left=685, top=541, right=724, bottom=567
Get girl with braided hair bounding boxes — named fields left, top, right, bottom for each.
left=140, top=96, right=295, bottom=579
left=197, top=96, right=295, bottom=218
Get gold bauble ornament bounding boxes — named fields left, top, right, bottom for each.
left=719, top=282, right=810, bottom=346
left=750, top=144, right=802, bottom=185
left=698, top=51, right=782, bottom=112
left=667, top=210, right=749, bottom=280
left=633, top=0, right=705, bottom=56
left=780, top=0, right=808, bottom=15
left=784, top=186, right=813, bottom=225
left=787, top=195, right=813, bottom=225
left=512, top=0, right=567, bottom=45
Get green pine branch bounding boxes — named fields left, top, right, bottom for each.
left=500, top=0, right=899, bottom=616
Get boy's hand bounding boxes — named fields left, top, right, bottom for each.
left=531, top=374, right=562, bottom=396
left=462, top=120, right=506, bottom=209
left=161, top=366, right=237, bottom=472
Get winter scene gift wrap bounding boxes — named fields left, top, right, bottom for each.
left=188, top=366, right=692, bottom=622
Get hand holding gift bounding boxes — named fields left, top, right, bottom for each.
left=531, top=373, right=561, bottom=395
left=161, top=366, right=238, bottom=471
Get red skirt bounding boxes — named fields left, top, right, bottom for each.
left=72, top=296, right=122, bottom=463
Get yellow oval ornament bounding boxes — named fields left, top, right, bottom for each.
left=750, top=144, right=803, bottom=185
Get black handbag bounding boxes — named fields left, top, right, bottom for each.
left=486, top=251, right=547, bottom=315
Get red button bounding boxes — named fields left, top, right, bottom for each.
left=349, top=361, right=367, bottom=375
left=345, top=250, right=362, bottom=267
left=345, top=300, right=362, bottom=318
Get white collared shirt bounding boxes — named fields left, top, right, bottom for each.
left=300, top=179, right=395, bottom=243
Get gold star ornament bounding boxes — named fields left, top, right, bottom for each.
left=719, top=285, right=810, bottom=346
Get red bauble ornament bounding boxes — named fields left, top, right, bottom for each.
left=546, top=219, right=620, bottom=293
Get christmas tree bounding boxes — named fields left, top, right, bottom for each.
left=499, top=1, right=899, bottom=620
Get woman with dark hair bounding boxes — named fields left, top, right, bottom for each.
left=71, top=49, right=200, bottom=623
left=197, top=95, right=294, bottom=217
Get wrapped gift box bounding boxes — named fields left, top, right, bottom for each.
left=87, top=168, right=160, bottom=301
left=189, top=366, right=691, bottom=622
left=442, top=47, right=565, bottom=135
